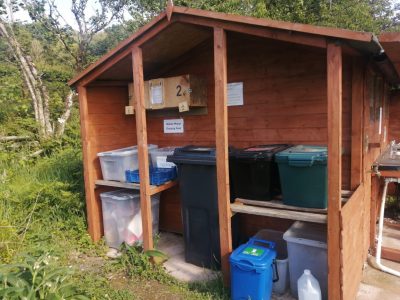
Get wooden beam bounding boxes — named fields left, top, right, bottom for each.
left=327, top=42, right=343, bottom=300
left=214, top=27, right=232, bottom=286
left=132, top=47, right=153, bottom=251
left=231, top=203, right=327, bottom=224
left=351, top=59, right=365, bottom=190
left=176, top=15, right=327, bottom=49
left=78, top=19, right=171, bottom=87
left=78, top=85, right=103, bottom=241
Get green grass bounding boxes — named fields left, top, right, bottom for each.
left=0, top=144, right=229, bottom=299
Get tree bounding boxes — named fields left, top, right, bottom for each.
left=127, top=0, right=400, bottom=33
left=0, top=0, right=55, bottom=137
left=25, top=0, right=128, bottom=71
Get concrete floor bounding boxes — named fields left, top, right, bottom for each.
left=158, top=232, right=219, bottom=282
left=158, top=224, right=400, bottom=299
left=357, top=223, right=400, bottom=300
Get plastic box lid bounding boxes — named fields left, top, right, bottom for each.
left=275, top=145, right=327, bottom=166
left=283, top=221, right=327, bottom=249
left=230, top=238, right=277, bottom=270
left=100, top=189, right=140, bottom=201
left=98, top=145, right=158, bottom=157
left=235, top=144, right=290, bottom=160
left=167, top=145, right=217, bottom=165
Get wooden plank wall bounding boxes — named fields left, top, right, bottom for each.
left=340, top=184, right=366, bottom=300
left=85, top=33, right=353, bottom=236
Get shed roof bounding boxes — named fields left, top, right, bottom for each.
left=69, top=5, right=400, bottom=87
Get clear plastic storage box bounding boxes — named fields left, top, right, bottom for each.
left=283, top=221, right=327, bottom=299
left=98, top=145, right=158, bottom=182
left=150, top=147, right=178, bottom=168
left=100, top=190, right=160, bottom=249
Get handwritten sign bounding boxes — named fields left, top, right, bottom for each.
left=164, top=119, right=184, bottom=133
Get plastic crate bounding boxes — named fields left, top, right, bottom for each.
left=125, top=167, right=177, bottom=186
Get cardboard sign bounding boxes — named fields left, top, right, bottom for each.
left=164, top=119, right=184, bottom=133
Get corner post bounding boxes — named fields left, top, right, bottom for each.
left=78, top=85, right=103, bottom=241
left=132, top=47, right=153, bottom=251
left=214, top=27, right=232, bottom=286
left=327, top=42, right=343, bottom=300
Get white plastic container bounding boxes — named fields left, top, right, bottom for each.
left=283, top=221, right=327, bottom=300
left=98, top=145, right=157, bottom=182
left=297, top=269, right=321, bottom=300
left=255, top=229, right=289, bottom=295
left=149, top=147, right=178, bottom=168
left=100, top=190, right=160, bottom=248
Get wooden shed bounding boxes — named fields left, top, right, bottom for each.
left=68, top=4, right=400, bottom=299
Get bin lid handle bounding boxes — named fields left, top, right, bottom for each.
left=248, top=238, right=276, bottom=250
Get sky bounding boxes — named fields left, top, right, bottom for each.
left=15, top=0, right=100, bottom=29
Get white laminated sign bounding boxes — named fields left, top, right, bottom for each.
left=164, top=119, right=184, bottom=133
left=227, top=82, right=244, bottom=106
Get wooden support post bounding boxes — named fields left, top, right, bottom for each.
left=78, top=85, right=103, bottom=241
left=350, top=59, right=364, bottom=190
left=132, top=47, right=153, bottom=251
left=214, top=27, right=232, bottom=286
left=327, top=42, right=343, bottom=300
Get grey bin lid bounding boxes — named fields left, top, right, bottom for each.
left=283, top=221, right=327, bottom=249
left=100, top=189, right=140, bottom=201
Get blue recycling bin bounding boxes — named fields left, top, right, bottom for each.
left=230, top=238, right=277, bottom=300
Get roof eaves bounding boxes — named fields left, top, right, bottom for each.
left=68, top=11, right=168, bottom=87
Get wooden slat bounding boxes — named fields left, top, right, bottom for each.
left=340, top=184, right=365, bottom=300
left=214, top=27, right=232, bottom=286
left=327, top=42, right=343, bottom=300
left=235, top=198, right=328, bottom=214
left=351, top=59, right=364, bottom=189
left=382, top=246, right=400, bottom=262
left=78, top=86, right=103, bottom=241
left=94, top=179, right=178, bottom=195
left=231, top=203, right=327, bottom=224
left=132, top=47, right=153, bottom=251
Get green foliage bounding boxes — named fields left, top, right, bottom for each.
left=128, top=0, right=400, bottom=33
left=119, top=244, right=176, bottom=284
left=0, top=253, right=89, bottom=299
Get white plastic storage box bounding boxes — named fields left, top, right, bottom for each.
left=150, top=147, right=178, bottom=168
left=283, top=221, right=327, bottom=300
left=255, top=229, right=289, bottom=295
left=98, top=145, right=157, bottom=182
left=100, top=190, right=160, bottom=249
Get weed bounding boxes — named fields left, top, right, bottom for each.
left=0, top=253, right=88, bottom=299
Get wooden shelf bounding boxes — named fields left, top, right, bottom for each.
left=231, top=191, right=354, bottom=224
left=94, top=179, right=178, bottom=195
left=231, top=202, right=327, bottom=224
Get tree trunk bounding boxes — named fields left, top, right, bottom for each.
left=0, top=20, right=55, bottom=138
left=55, top=90, right=75, bottom=137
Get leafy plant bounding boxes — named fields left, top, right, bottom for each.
left=0, top=253, right=89, bottom=299
left=119, top=244, right=176, bottom=284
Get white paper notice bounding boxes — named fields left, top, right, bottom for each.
left=150, top=85, right=163, bottom=105
left=164, top=119, right=184, bottom=133
left=227, top=82, right=244, bottom=106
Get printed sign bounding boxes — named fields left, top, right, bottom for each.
left=164, top=119, right=184, bottom=133
left=227, top=82, right=244, bottom=106
left=150, top=84, right=163, bottom=105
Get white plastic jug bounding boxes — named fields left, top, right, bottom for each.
left=297, top=269, right=321, bottom=300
